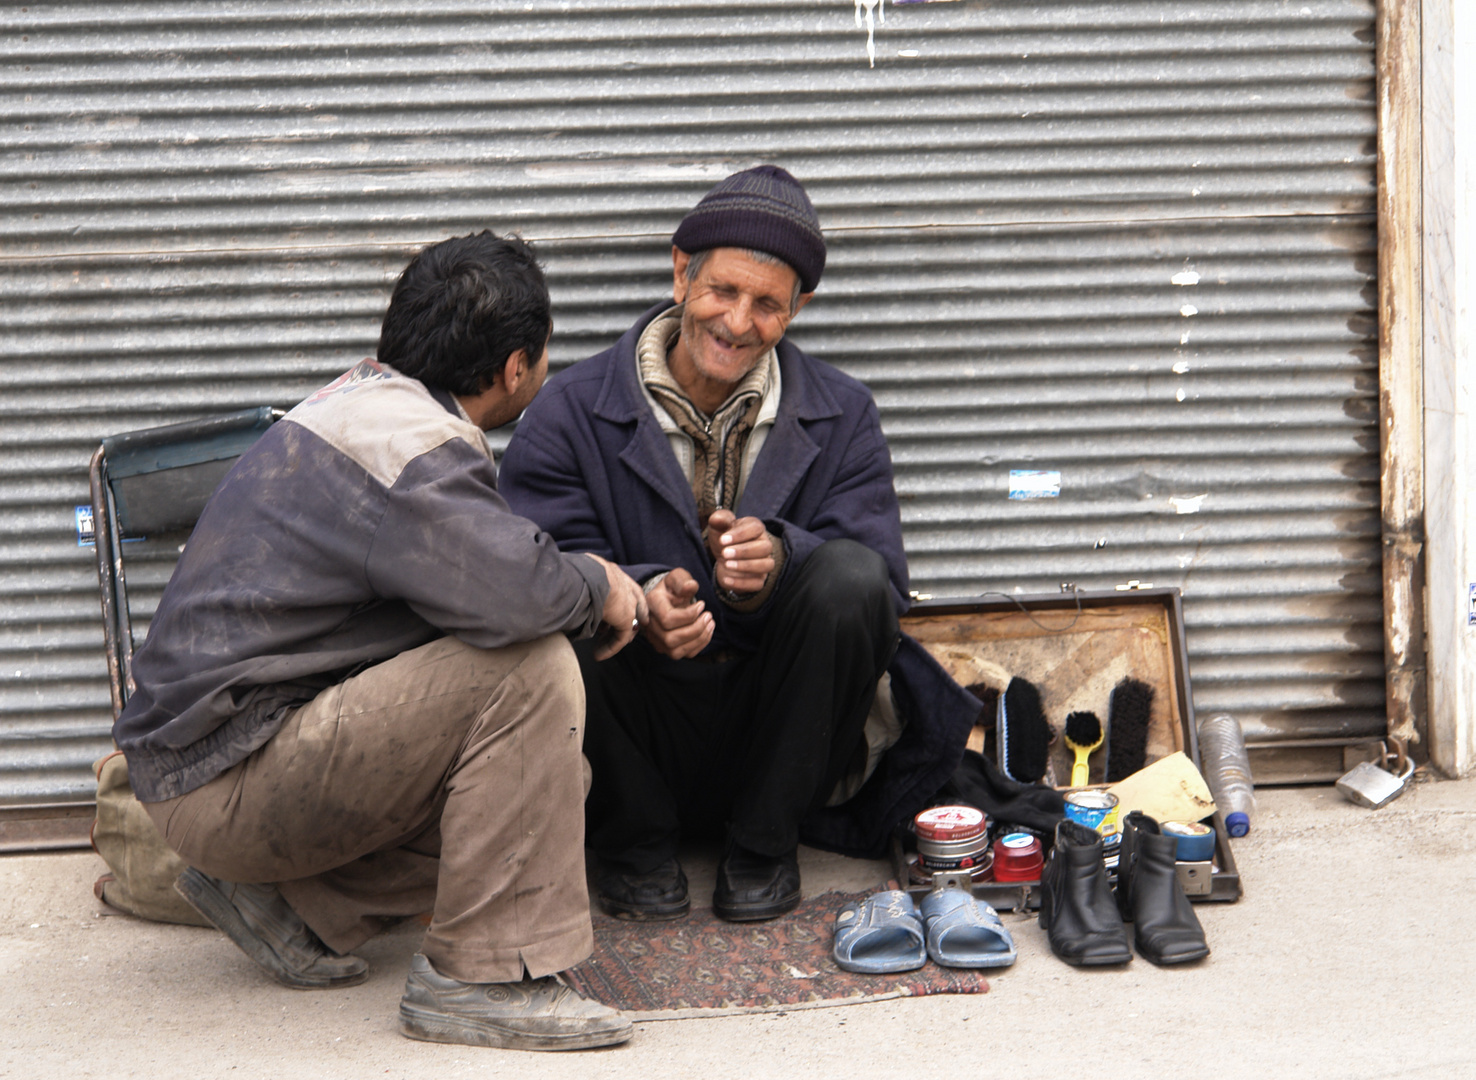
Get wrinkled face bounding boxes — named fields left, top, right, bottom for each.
left=673, top=248, right=804, bottom=388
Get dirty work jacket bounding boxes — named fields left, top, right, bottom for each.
left=499, top=303, right=979, bottom=858
left=115, top=360, right=609, bottom=804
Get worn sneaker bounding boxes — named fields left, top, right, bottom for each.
left=398, top=954, right=633, bottom=1051
left=175, top=867, right=369, bottom=989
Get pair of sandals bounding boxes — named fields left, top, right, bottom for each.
left=832, top=887, right=1016, bottom=974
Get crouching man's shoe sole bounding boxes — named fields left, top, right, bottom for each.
left=175, top=867, right=369, bottom=990
left=398, top=954, right=633, bottom=1051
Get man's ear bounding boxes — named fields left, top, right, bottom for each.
left=792, top=291, right=815, bottom=317
left=671, top=246, right=691, bottom=304
left=499, top=348, right=529, bottom=395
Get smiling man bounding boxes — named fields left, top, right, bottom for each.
left=500, top=167, right=974, bottom=922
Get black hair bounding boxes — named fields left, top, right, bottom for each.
left=377, top=231, right=550, bottom=396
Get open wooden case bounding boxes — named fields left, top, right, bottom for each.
left=898, top=587, right=1242, bottom=908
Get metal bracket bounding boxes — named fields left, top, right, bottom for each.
left=928, top=870, right=975, bottom=894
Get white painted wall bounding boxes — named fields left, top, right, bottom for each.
left=1424, top=0, right=1475, bottom=776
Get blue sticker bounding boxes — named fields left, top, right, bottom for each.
left=1468, top=583, right=1476, bottom=626
left=75, top=505, right=95, bottom=547
left=1009, top=470, right=1061, bottom=500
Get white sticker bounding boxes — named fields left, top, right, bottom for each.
left=1009, top=470, right=1061, bottom=499
left=75, top=505, right=95, bottom=547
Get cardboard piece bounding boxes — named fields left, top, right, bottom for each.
left=1107, top=751, right=1216, bottom=824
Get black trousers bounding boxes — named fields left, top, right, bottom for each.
left=579, top=540, right=901, bottom=873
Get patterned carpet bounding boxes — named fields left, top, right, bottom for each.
left=563, top=890, right=991, bottom=1017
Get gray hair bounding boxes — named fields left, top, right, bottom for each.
left=684, top=247, right=805, bottom=313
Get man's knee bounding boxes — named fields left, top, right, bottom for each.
left=509, top=633, right=584, bottom=721
left=518, top=631, right=581, bottom=683
left=795, top=539, right=893, bottom=612
left=441, top=632, right=584, bottom=740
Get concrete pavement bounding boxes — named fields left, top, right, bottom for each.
left=3, top=777, right=1474, bottom=1080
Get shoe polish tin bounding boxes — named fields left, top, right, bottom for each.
left=1063, top=790, right=1121, bottom=841
left=1162, top=820, right=1216, bottom=862
left=992, top=832, right=1044, bottom=882
left=914, top=805, right=991, bottom=873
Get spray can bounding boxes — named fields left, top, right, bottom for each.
left=1197, top=712, right=1256, bottom=837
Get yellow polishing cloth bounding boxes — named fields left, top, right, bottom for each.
left=1106, top=751, right=1216, bottom=823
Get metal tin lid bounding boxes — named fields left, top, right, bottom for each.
left=1064, top=789, right=1120, bottom=810
left=1162, top=821, right=1214, bottom=838
left=914, top=804, right=986, bottom=841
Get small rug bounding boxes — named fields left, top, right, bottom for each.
left=563, top=890, right=990, bottom=1019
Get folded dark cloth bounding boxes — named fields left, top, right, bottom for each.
left=936, top=749, right=1067, bottom=835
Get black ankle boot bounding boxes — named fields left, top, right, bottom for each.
left=1038, top=820, right=1132, bottom=966
left=1116, top=811, right=1210, bottom=965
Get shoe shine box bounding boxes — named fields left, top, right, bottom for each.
left=899, top=588, right=1241, bottom=908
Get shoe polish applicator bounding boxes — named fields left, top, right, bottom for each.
left=1064, top=711, right=1104, bottom=787
left=997, top=677, right=1051, bottom=784
left=1105, top=677, right=1154, bottom=783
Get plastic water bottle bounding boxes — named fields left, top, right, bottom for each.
left=1197, top=712, right=1256, bottom=837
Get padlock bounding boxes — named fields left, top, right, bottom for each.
left=1335, top=756, right=1415, bottom=810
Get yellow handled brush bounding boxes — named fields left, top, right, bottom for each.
left=1064, top=711, right=1104, bottom=787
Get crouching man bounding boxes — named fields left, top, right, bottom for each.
left=112, top=233, right=646, bottom=1052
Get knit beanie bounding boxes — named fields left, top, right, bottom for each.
left=671, top=165, right=826, bottom=293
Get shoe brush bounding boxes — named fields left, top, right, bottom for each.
left=1064, top=711, right=1104, bottom=787
left=997, top=677, right=1051, bottom=784
left=1105, top=677, right=1154, bottom=782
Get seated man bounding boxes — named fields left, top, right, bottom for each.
left=113, top=233, right=648, bottom=1052
left=500, top=166, right=976, bottom=923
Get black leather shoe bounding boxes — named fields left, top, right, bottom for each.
left=594, top=857, right=690, bottom=921
left=712, top=845, right=801, bottom=922
left=1038, top=820, right=1132, bottom=966
left=1115, top=811, right=1210, bottom=965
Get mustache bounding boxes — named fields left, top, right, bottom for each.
left=699, top=319, right=762, bottom=348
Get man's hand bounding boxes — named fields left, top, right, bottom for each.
left=643, top=568, right=715, bottom=659
left=584, top=554, right=649, bottom=661
left=705, top=509, right=776, bottom=595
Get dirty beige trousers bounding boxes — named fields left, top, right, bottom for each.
left=142, top=633, right=592, bottom=985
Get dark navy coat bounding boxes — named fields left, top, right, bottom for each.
left=500, top=303, right=977, bottom=857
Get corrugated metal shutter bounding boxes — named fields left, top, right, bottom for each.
left=2, top=0, right=1379, bottom=809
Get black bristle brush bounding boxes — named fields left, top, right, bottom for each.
left=997, top=677, right=1051, bottom=783
left=1106, top=677, right=1154, bottom=782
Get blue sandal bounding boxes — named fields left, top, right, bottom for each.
left=832, top=890, right=927, bottom=974
left=919, top=888, right=1017, bottom=969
